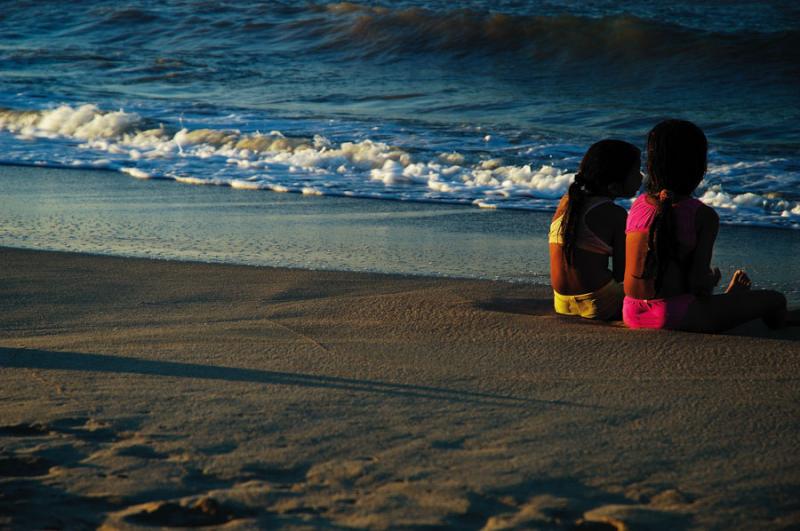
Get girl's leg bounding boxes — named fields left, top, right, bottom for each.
left=682, top=289, right=787, bottom=333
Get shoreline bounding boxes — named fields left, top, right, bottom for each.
left=2, top=164, right=799, bottom=303
left=3, top=159, right=800, bottom=229
left=2, top=247, right=799, bottom=529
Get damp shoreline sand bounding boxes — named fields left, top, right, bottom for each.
left=2, top=164, right=799, bottom=304
left=1, top=247, right=799, bottom=529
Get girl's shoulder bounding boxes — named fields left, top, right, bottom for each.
left=552, top=194, right=570, bottom=220
left=693, top=201, right=719, bottom=226
left=676, top=197, right=716, bottom=227
left=626, top=194, right=656, bottom=232
left=679, top=196, right=706, bottom=209
left=631, top=193, right=655, bottom=208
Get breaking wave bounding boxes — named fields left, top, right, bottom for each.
left=1, top=104, right=798, bottom=228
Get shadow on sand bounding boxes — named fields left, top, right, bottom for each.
left=475, top=297, right=553, bottom=316
left=0, top=347, right=594, bottom=409
left=476, top=297, right=800, bottom=340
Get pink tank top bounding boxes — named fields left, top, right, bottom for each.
left=625, top=194, right=704, bottom=247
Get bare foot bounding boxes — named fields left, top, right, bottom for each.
left=725, top=269, right=752, bottom=294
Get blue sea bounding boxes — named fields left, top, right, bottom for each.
left=0, top=0, right=798, bottom=228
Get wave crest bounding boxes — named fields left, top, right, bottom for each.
left=287, top=3, right=799, bottom=68
left=1, top=103, right=798, bottom=228
left=0, top=105, right=144, bottom=140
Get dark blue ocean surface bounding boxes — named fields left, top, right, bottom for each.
left=1, top=0, right=799, bottom=227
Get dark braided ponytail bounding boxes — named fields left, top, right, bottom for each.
left=560, top=139, right=641, bottom=265
left=642, top=189, right=679, bottom=293
left=640, top=120, right=708, bottom=292
left=560, top=173, right=587, bottom=266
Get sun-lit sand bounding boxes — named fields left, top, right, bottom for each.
left=1, top=247, right=799, bottom=529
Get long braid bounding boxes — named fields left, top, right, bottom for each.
left=643, top=189, right=677, bottom=293
left=641, top=120, right=707, bottom=294
left=560, top=175, right=587, bottom=266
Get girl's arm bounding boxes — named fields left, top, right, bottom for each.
left=612, top=207, right=627, bottom=283
left=688, top=205, right=721, bottom=295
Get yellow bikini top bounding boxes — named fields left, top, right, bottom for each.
left=548, top=196, right=614, bottom=256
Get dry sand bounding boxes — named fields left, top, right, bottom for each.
left=1, top=247, right=799, bottom=529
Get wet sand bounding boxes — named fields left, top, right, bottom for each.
left=2, top=164, right=799, bottom=303
left=1, top=247, right=799, bottom=529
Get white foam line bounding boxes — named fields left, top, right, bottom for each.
left=120, top=167, right=151, bottom=179
left=1, top=104, right=798, bottom=228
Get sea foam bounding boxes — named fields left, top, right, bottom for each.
left=0, top=104, right=797, bottom=228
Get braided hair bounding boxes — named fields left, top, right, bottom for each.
left=560, top=139, right=641, bottom=265
left=640, top=119, right=708, bottom=292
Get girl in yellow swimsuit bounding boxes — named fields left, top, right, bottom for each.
left=549, top=139, right=642, bottom=320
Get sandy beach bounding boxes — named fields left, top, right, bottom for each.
left=3, top=0, right=800, bottom=528
left=1, top=246, right=799, bottom=529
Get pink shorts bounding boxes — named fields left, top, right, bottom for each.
left=622, top=294, right=695, bottom=330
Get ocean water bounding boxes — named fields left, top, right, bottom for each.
left=0, top=1, right=798, bottom=228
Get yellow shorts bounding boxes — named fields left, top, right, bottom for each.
left=553, top=279, right=624, bottom=321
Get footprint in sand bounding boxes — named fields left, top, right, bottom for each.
left=0, top=423, right=50, bottom=437
left=48, top=417, right=123, bottom=443
left=580, top=505, right=685, bottom=530
left=0, top=453, right=54, bottom=477
left=0, top=420, right=97, bottom=479
left=240, top=463, right=310, bottom=485
left=115, top=444, right=169, bottom=460
left=120, top=497, right=240, bottom=527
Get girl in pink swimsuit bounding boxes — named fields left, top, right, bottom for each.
left=623, top=119, right=792, bottom=332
